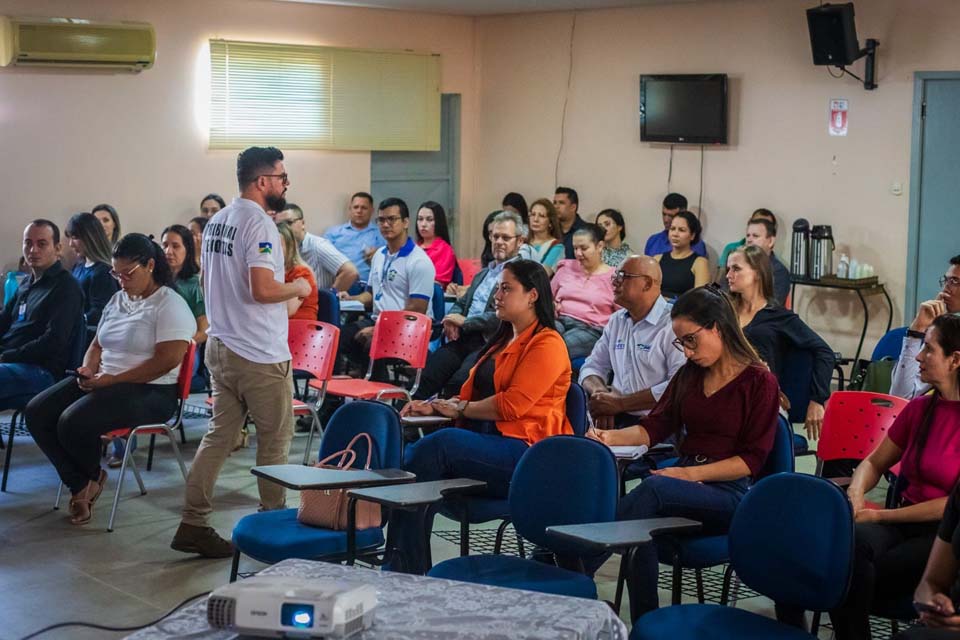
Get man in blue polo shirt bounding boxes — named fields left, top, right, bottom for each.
left=643, top=193, right=707, bottom=258
left=339, top=197, right=435, bottom=376
left=323, top=191, right=386, bottom=286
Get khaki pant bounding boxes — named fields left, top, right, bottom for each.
left=182, top=337, right=294, bottom=527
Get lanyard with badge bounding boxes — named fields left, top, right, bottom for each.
left=374, top=251, right=399, bottom=301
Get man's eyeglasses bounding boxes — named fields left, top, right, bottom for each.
left=611, top=270, right=651, bottom=284
left=260, top=173, right=289, bottom=184
left=377, top=216, right=403, bottom=226
left=672, top=326, right=705, bottom=352
left=491, top=233, right=519, bottom=242
left=110, top=264, right=141, bottom=281
left=940, top=276, right=960, bottom=289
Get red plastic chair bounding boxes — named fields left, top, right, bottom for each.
left=318, top=311, right=432, bottom=402
left=288, top=320, right=339, bottom=463
left=204, top=320, right=340, bottom=464
left=54, top=341, right=197, bottom=532
left=815, top=391, right=909, bottom=477
left=457, top=258, right=482, bottom=287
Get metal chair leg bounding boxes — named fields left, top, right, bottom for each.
left=494, top=518, right=513, bottom=556
left=613, top=550, right=629, bottom=614
left=719, top=564, right=734, bottom=606
left=695, top=568, right=706, bottom=604
left=671, top=554, right=683, bottom=606
left=229, top=549, right=241, bottom=582
left=2, top=411, right=18, bottom=492
left=302, top=407, right=321, bottom=466
left=146, top=434, right=156, bottom=471
left=166, top=429, right=189, bottom=480
left=54, top=482, right=64, bottom=510
left=516, top=532, right=526, bottom=559
left=810, top=611, right=822, bottom=635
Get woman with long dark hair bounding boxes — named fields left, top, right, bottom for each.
left=588, top=285, right=780, bottom=617
left=393, top=259, right=573, bottom=572
left=65, top=213, right=118, bottom=326
left=415, top=201, right=457, bottom=288
left=188, top=216, right=208, bottom=268
left=727, top=244, right=835, bottom=439
left=501, top=192, right=529, bottom=223
left=826, top=313, right=960, bottom=639
left=596, top=208, right=633, bottom=267
left=25, top=234, right=196, bottom=526
left=92, top=204, right=121, bottom=246
left=656, top=210, right=710, bottom=299
left=199, top=193, right=226, bottom=218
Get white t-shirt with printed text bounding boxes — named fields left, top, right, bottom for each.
left=201, top=197, right=291, bottom=364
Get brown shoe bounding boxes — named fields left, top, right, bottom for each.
left=69, top=469, right=108, bottom=526
left=171, top=522, right=235, bottom=558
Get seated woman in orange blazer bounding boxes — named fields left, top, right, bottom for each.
left=391, top=259, right=572, bottom=573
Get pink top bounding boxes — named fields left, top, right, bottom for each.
left=887, top=395, right=960, bottom=505
left=420, top=237, right=457, bottom=288
left=550, top=259, right=618, bottom=329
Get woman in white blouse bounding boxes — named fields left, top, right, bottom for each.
left=26, top=234, right=196, bottom=526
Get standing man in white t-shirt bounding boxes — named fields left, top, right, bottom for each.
left=339, top=197, right=435, bottom=376
left=172, top=146, right=311, bottom=558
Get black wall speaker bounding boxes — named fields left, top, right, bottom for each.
left=807, top=3, right=861, bottom=66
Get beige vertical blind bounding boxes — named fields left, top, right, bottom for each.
left=209, top=40, right=440, bottom=151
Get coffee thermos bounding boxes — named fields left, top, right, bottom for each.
left=791, top=219, right=810, bottom=279
left=810, top=225, right=835, bottom=280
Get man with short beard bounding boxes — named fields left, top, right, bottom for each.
left=172, top=146, right=311, bottom=558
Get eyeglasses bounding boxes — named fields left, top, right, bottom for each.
left=940, top=276, right=960, bottom=289
left=491, top=233, right=519, bottom=242
left=377, top=216, right=403, bottom=226
left=110, top=263, right=141, bottom=281
left=611, top=270, right=652, bottom=284
left=259, top=173, right=289, bottom=184
left=672, top=326, right=705, bottom=352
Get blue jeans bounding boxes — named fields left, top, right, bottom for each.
left=386, top=428, right=529, bottom=574
left=0, top=363, right=55, bottom=410
left=584, top=465, right=749, bottom=618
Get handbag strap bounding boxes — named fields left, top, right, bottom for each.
left=343, top=432, right=374, bottom=470
left=316, top=447, right=356, bottom=469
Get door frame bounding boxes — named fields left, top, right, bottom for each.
left=906, top=71, right=960, bottom=316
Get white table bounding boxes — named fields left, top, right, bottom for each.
left=126, top=559, right=628, bottom=639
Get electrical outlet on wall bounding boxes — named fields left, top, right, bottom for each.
left=890, top=182, right=903, bottom=196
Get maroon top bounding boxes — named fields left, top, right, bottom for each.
left=641, top=363, right=780, bottom=476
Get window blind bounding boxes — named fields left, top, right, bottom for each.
left=209, top=39, right=440, bottom=151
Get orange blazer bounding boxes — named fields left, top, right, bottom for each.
left=460, top=322, right=572, bottom=445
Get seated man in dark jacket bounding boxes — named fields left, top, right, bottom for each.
left=0, top=220, right=84, bottom=409
left=413, top=210, right=524, bottom=399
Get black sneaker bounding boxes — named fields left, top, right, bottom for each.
left=171, top=522, right=235, bottom=558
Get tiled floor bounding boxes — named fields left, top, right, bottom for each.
left=0, top=402, right=894, bottom=639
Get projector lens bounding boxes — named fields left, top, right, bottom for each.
left=281, top=603, right=315, bottom=628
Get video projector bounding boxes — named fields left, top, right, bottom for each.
left=206, top=576, right=377, bottom=638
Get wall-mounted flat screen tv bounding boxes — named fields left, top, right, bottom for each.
left=640, top=74, right=728, bottom=144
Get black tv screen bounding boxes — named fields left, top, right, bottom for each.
left=640, top=74, right=728, bottom=144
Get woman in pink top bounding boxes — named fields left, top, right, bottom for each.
left=550, top=223, right=617, bottom=359
left=415, top=201, right=457, bottom=288
left=827, top=313, right=960, bottom=640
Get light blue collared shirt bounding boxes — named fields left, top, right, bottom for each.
left=323, top=222, right=386, bottom=282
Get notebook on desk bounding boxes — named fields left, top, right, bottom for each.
left=609, top=445, right=649, bottom=460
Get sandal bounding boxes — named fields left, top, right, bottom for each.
left=69, top=469, right=107, bottom=526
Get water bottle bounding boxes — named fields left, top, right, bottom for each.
left=837, top=254, right=850, bottom=279
left=3, top=272, right=19, bottom=306
left=848, top=258, right=859, bottom=280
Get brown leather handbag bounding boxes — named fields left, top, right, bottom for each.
left=296, top=433, right=382, bottom=530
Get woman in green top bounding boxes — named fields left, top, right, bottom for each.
left=596, top=208, right=633, bottom=267
left=162, top=225, right=208, bottom=344
left=518, top=198, right=565, bottom=277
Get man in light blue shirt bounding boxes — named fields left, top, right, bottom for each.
left=323, top=191, right=386, bottom=285
left=643, top=193, right=707, bottom=258
left=580, top=255, right=685, bottom=429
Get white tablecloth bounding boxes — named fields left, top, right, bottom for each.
left=126, top=558, right=628, bottom=640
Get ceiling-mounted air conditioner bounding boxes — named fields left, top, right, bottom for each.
left=0, top=16, right=155, bottom=71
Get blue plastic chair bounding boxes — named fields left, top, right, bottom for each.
left=428, top=436, right=618, bottom=599
left=615, top=415, right=795, bottom=616
left=871, top=326, right=908, bottom=361
left=317, top=288, right=341, bottom=328
left=441, top=382, right=587, bottom=556
left=229, top=400, right=403, bottom=581
left=631, top=473, right=855, bottom=640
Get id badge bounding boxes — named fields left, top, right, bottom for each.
left=17, top=303, right=26, bottom=322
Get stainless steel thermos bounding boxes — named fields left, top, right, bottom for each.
left=791, top=219, right=810, bottom=279
left=810, top=225, right=835, bottom=280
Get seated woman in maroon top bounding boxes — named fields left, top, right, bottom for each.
left=588, top=285, right=780, bottom=618
left=824, top=313, right=960, bottom=640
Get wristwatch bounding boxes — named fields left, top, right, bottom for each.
left=906, top=329, right=926, bottom=340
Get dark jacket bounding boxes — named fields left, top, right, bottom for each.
left=450, top=266, right=501, bottom=340
left=743, top=305, right=835, bottom=405
left=771, top=254, right=791, bottom=307
left=72, top=261, right=119, bottom=326
left=0, top=261, right=84, bottom=378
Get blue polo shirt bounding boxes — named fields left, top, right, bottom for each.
left=323, top=222, right=386, bottom=282
left=643, top=230, right=707, bottom=258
